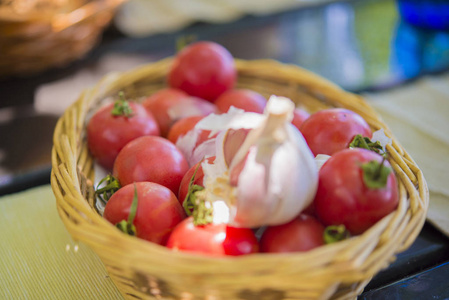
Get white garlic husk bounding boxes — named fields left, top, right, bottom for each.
left=201, top=96, right=318, bottom=228
left=315, top=154, right=331, bottom=170
left=176, top=107, right=264, bottom=167
left=371, top=128, right=392, bottom=153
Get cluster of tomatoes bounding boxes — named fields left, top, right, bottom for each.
left=87, top=41, right=399, bottom=256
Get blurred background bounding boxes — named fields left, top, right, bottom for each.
left=1, top=1, right=449, bottom=298
left=0, top=0, right=448, bottom=191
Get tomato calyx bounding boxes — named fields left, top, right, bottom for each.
left=115, top=183, right=138, bottom=236
left=361, top=156, right=392, bottom=189
left=111, top=92, right=134, bottom=117
left=95, top=174, right=121, bottom=205
left=324, top=225, right=350, bottom=244
left=350, top=134, right=384, bottom=155
left=176, top=35, right=197, bottom=52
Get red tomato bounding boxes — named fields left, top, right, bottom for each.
left=167, top=116, right=211, bottom=146
left=141, top=88, right=188, bottom=137
left=87, top=101, right=159, bottom=170
left=260, top=214, right=325, bottom=253
left=291, top=108, right=310, bottom=131
left=178, top=156, right=215, bottom=205
left=103, top=182, right=186, bottom=245
left=168, top=41, right=237, bottom=102
left=113, top=136, right=189, bottom=194
left=300, top=108, right=372, bottom=156
left=314, top=148, right=399, bottom=235
left=214, top=89, right=266, bottom=113
left=142, top=88, right=216, bottom=137
left=302, top=202, right=316, bottom=217
left=166, top=217, right=259, bottom=256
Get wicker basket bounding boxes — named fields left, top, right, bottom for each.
left=0, top=0, right=125, bottom=78
left=51, top=58, right=429, bottom=300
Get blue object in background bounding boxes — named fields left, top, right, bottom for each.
left=392, top=19, right=449, bottom=79
left=397, top=0, right=449, bottom=31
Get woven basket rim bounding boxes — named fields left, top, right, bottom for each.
left=0, top=0, right=127, bottom=78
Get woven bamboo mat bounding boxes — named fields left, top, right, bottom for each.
left=0, top=185, right=123, bottom=300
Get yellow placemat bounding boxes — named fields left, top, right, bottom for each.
left=0, top=185, right=123, bottom=300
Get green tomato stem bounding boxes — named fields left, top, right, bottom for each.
left=111, top=91, right=134, bottom=117
left=361, top=157, right=392, bottom=189
left=324, top=225, right=350, bottom=244
left=175, top=35, right=197, bottom=52
left=116, top=183, right=138, bottom=236
left=349, top=134, right=384, bottom=155
left=95, top=174, right=121, bottom=205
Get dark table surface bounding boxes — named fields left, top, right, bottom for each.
left=1, top=0, right=449, bottom=298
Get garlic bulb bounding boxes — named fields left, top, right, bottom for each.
left=200, top=96, right=318, bottom=228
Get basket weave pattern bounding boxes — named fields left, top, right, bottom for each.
left=51, top=58, right=429, bottom=300
left=0, top=0, right=123, bottom=78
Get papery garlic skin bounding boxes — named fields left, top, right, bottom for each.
left=315, top=154, right=331, bottom=170
left=175, top=127, right=202, bottom=166
left=371, top=128, right=392, bottom=153
left=212, top=200, right=230, bottom=224
left=176, top=107, right=264, bottom=167
left=176, top=128, right=217, bottom=167
left=202, top=95, right=319, bottom=228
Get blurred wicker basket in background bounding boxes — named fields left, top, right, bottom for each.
left=0, top=0, right=125, bottom=78
left=51, top=58, right=429, bottom=300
